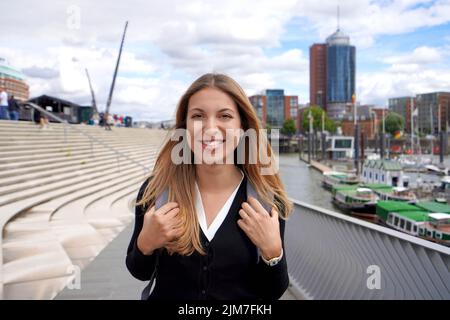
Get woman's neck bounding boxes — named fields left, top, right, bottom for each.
left=195, top=164, right=243, bottom=193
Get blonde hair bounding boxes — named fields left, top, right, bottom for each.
left=137, top=73, right=292, bottom=256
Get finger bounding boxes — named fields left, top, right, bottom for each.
left=168, top=226, right=184, bottom=239
left=271, top=207, right=279, bottom=220
left=238, top=209, right=250, bottom=221
left=237, top=218, right=249, bottom=231
left=156, top=202, right=179, bottom=215
left=145, top=206, right=155, bottom=216
left=241, top=202, right=258, bottom=218
left=164, top=207, right=180, bottom=220
left=248, top=196, right=269, bottom=216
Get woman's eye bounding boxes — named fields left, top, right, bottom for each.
left=221, top=114, right=232, bottom=119
left=191, top=114, right=203, bottom=119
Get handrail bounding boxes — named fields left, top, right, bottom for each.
left=286, top=198, right=450, bottom=299
left=26, top=103, right=150, bottom=172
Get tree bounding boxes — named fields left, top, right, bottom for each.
left=301, top=105, right=337, bottom=133
left=281, top=118, right=296, bottom=136
left=380, top=111, right=405, bottom=136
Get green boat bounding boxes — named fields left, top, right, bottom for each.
left=376, top=201, right=450, bottom=246
left=322, top=171, right=359, bottom=190
left=363, top=183, right=417, bottom=203
left=332, top=184, right=379, bottom=217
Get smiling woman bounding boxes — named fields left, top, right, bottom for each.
left=125, top=73, right=293, bottom=300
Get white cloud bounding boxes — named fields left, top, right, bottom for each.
left=383, top=46, right=442, bottom=65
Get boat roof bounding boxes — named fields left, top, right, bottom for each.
left=364, top=183, right=393, bottom=190
left=363, top=160, right=403, bottom=171
left=377, top=201, right=422, bottom=212
left=332, top=184, right=359, bottom=192
left=415, top=201, right=450, bottom=214
left=394, top=210, right=430, bottom=222
left=356, top=187, right=372, bottom=193
left=428, top=213, right=450, bottom=221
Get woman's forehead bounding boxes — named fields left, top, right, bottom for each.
left=188, top=88, right=237, bottom=111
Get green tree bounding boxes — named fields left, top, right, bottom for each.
left=302, top=105, right=337, bottom=133
left=281, top=118, right=296, bottom=136
left=379, top=111, right=405, bottom=136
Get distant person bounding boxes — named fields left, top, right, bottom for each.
left=33, top=107, right=49, bottom=129
left=126, top=73, right=291, bottom=300
left=8, top=95, right=20, bottom=121
left=0, top=88, right=9, bottom=120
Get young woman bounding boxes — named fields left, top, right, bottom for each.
left=126, top=73, right=292, bottom=300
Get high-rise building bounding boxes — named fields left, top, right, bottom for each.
left=0, top=57, right=29, bottom=101
left=309, top=44, right=327, bottom=109
left=309, top=26, right=356, bottom=121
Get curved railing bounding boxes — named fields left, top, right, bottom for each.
left=285, top=199, right=450, bottom=300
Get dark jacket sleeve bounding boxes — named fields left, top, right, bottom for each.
left=255, top=216, right=289, bottom=300
left=125, top=178, right=158, bottom=281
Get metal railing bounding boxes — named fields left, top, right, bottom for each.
left=26, top=103, right=150, bottom=173
left=285, top=199, right=450, bottom=300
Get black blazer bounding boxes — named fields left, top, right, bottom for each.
left=125, top=175, right=289, bottom=300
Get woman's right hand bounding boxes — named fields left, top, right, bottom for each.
left=137, top=202, right=182, bottom=255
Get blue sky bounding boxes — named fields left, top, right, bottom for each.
left=1, top=0, right=450, bottom=121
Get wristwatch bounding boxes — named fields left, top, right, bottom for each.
left=261, top=248, right=283, bottom=267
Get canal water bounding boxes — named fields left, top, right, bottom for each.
left=278, top=153, right=335, bottom=211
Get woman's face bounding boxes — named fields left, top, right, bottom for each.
left=186, top=87, right=242, bottom=165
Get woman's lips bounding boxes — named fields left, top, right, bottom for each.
left=199, top=140, right=225, bottom=150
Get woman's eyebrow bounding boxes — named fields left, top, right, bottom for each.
left=189, top=107, right=235, bottom=113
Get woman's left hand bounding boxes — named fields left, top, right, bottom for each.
left=237, top=196, right=282, bottom=260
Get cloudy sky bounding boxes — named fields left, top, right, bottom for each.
left=1, top=0, right=450, bottom=121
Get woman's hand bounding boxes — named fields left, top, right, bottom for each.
left=237, top=196, right=282, bottom=260
left=137, top=202, right=182, bottom=255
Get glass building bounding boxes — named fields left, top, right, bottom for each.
left=326, top=30, right=355, bottom=105
left=266, top=89, right=285, bottom=128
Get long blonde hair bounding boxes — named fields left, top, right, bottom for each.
left=137, top=73, right=292, bottom=256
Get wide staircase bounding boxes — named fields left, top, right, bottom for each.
left=0, top=119, right=167, bottom=299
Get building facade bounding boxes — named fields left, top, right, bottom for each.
left=248, top=94, right=267, bottom=127
left=326, top=30, right=356, bottom=111
left=249, top=91, right=299, bottom=130
left=389, top=97, right=415, bottom=134
left=0, top=57, right=29, bottom=101
left=416, top=92, right=450, bottom=134
left=309, top=44, right=327, bottom=109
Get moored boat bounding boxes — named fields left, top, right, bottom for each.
left=332, top=185, right=379, bottom=215
left=376, top=200, right=450, bottom=246
left=322, top=171, right=359, bottom=190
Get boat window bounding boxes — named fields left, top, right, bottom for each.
left=400, top=219, right=405, bottom=229
left=388, top=214, right=393, bottom=223
left=413, top=225, right=417, bottom=233
left=382, top=174, right=384, bottom=182
left=419, top=227, right=425, bottom=235
left=370, top=172, right=372, bottom=179
left=375, top=173, right=378, bottom=180
left=436, top=232, right=442, bottom=239
left=427, top=230, right=433, bottom=237
left=394, top=216, right=399, bottom=226
left=364, top=171, right=366, bottom=177
left=406, top=221, right=412, bottom=232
